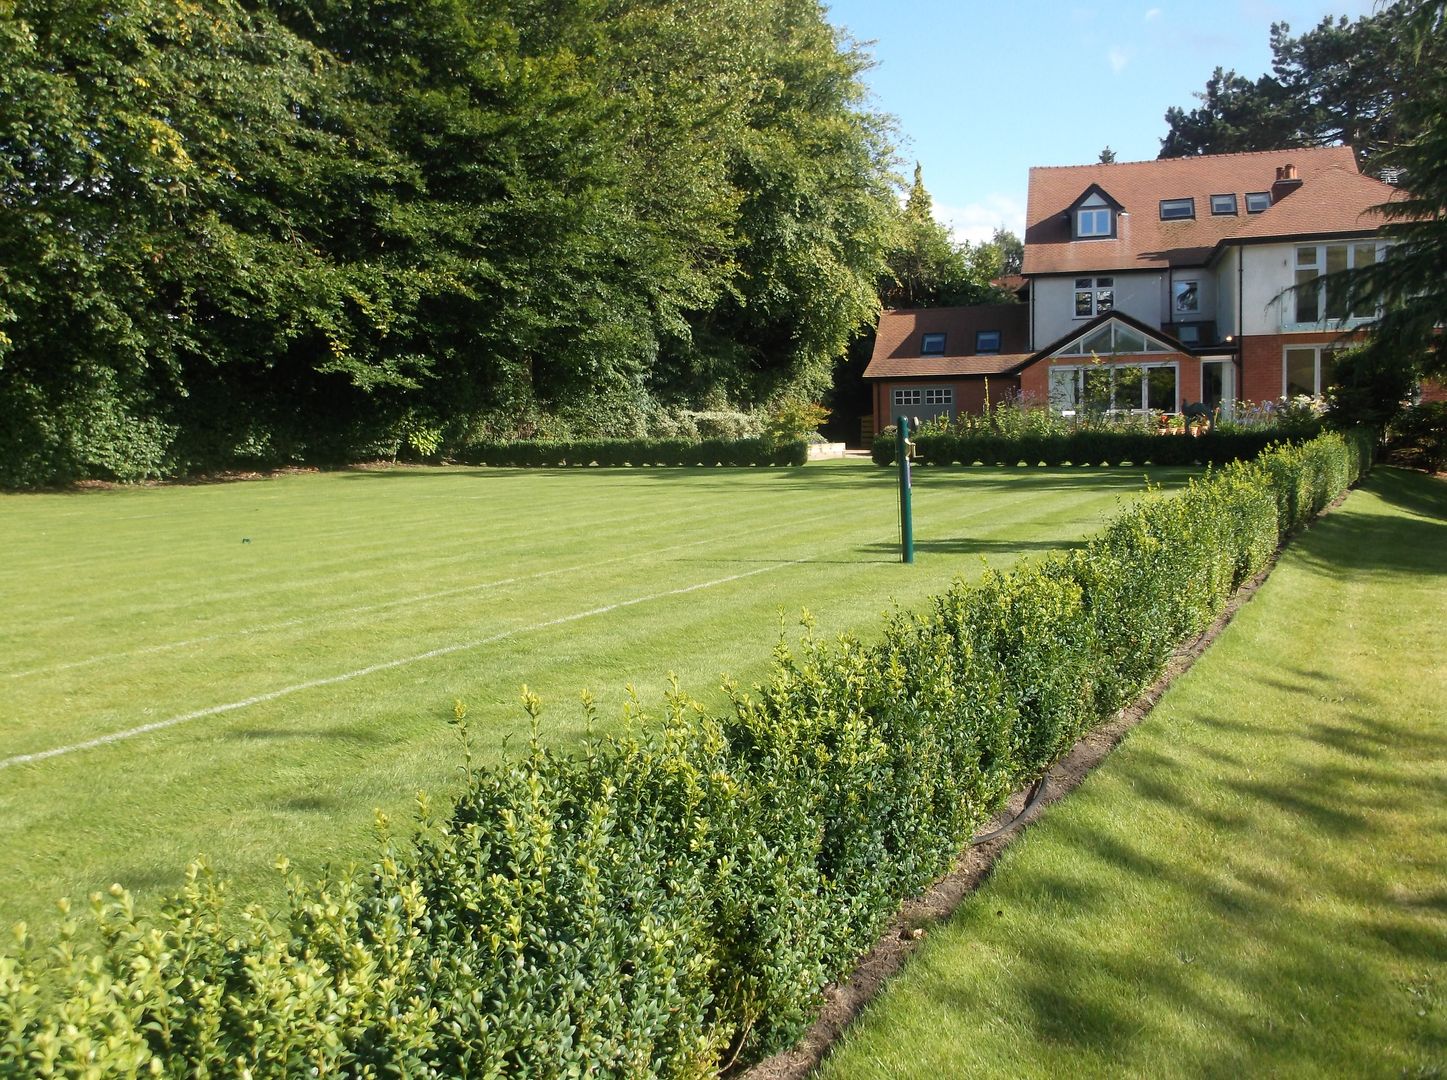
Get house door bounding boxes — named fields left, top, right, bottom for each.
left=1201, top=360, right=1235, bottom=416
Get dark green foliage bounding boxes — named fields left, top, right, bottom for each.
left=0, top=432, right=1373, bottom=1075
left=871, top=428, right=1315, bottom=468
left=1158, top=2, right=1442, bottom=166
left=456, top=436, right=806, bottom=468
left=1388, top=400, right=1447, bottom=471
left=1319, top=2, right=1447, bottom=395
left=0, top=0, right=895, bottom=488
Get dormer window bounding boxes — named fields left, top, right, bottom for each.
left=1160, top=198, right=1195, bottom=220
left=1245, top=191, right=1272, bottom=213
left=975, top=330, right=1001, bottom=354
left=920, top=332, right=946, bottom=355
left=1210, top=193, right=1238, bottom=215
left=1071, top=187, right=1119, bottom=239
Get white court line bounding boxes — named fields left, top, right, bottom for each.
left=6, top=511, right=845, bottom=682
left=0, top=557, right=809, bottom=770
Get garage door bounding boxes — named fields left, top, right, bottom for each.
left=891, top=385, right=955, bottom=426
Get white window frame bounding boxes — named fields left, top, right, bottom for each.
left=1292, top=241, right=1382, bottom=327
left=1073, top=276, right=1115, bottom=319
left=1077, top=208, right=1112, bottom=237
left=1282, top=345, right=1342, bottom=398
left=893, top=388, right=922, bottom=407
left=924, top=387, right=953, bottom=405
left=1048, top=362, right=1180, bottom=414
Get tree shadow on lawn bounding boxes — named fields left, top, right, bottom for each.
left=857, top=537, right=1088, bottom=559
left=954, top=710, right=1445, bottom=1072
left=1359, top=465, right=1447, bottom=522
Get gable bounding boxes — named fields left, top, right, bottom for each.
left=1049, top=318, right=1175, bottom=358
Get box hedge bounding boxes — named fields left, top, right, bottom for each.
left=456, top=436, right=809, bottom=469
left=872, top=427, right=1314, bottom=468
left=0, top=430, right=1373, bottom=1077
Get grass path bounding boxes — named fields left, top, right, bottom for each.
left=0, top=461, right=1189, bottom=930
left=818, top=467, right=1447, bottom=1079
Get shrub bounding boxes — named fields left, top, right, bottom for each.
left=1388, top=401, right=1447, bottom=472
left=0, top=432, right=1373, bottom=1076
left=457, top=437, right=805, bottom=469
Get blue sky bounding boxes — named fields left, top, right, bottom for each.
left=823, top=0, right=1375, bottom=243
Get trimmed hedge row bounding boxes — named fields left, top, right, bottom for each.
left=457, top=436, right=809, bottom=468
left=871, top=427, right=1320, bottom=468
left=0, top=431, right=1374, bottom=1077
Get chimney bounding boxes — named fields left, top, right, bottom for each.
left=1272, top=163, right=1303, bottom=202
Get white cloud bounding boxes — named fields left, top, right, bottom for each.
left=932, top=195, right=1027, bottom=247
left=1145, top=7, right=1162, bottom=20
left=1108, top=46, right=1131, bottom=73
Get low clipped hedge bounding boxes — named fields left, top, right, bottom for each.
left=457, top=436, right=808, bottom=468
left=0, top=430, right=1373, bottom=1077
left=871, top=427, right=1319, bottom=467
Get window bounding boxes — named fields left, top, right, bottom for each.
left=920, top=332, right=946, bottom=355
left=1049, top=363, right=1179, bottom=414
left=1284, top=346, right=1341, bottom=397
left=1077, top=207, right=1112, bottom=237
left=1172, top=279, right=1199, bottom=315
left=1294, top=242, right=1379, bottom=324
left=1159, top=198, right=1195, bottom=220
left=1073, top=276, right=1114, bottom=318
left=1055, top=319, right=1171, bottom=357
left=1210, top=193, right=1238, bottom=215
left=1245, top=191, right=1272, bottom=213
left=975, top=330, right=1001, bottom=354
left=893, top=387, right=951, bottom=408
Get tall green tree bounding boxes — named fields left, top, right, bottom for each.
left=1327, top=0, right=1447, bottom=422
left=1159, top=3, right=1443, bottom=169
left=877, top=165, right=1013, bottom=310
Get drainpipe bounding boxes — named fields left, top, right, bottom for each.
left=1236, top=244, right=1245, bottom=402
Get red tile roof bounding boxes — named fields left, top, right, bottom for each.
left=1022, top=147, right=1405, bottom=276
left=864, top=304, right=1029, bottom=379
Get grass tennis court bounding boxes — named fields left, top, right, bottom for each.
left=0, top=460, right=1194, bottom=930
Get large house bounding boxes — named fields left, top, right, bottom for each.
left=864, top=146, right=1409, bottom=431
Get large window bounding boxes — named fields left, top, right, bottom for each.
left=1284, top=346, right=1341, bottom=397
left=1074, top=276, right=1114, bottom=318
left=1294, top=243, right=1379, bottom=324
left=1049, top=363, right=1178, bottom=413
left=1173, top=279, right=1199, bottom=315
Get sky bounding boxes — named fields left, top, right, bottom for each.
left=823, top=0, right=1377, bottom=244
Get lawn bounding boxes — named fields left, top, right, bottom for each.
left=817, top=467, right=1447, bottom=1079
left=0, top=460, right=1192, bottom=931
